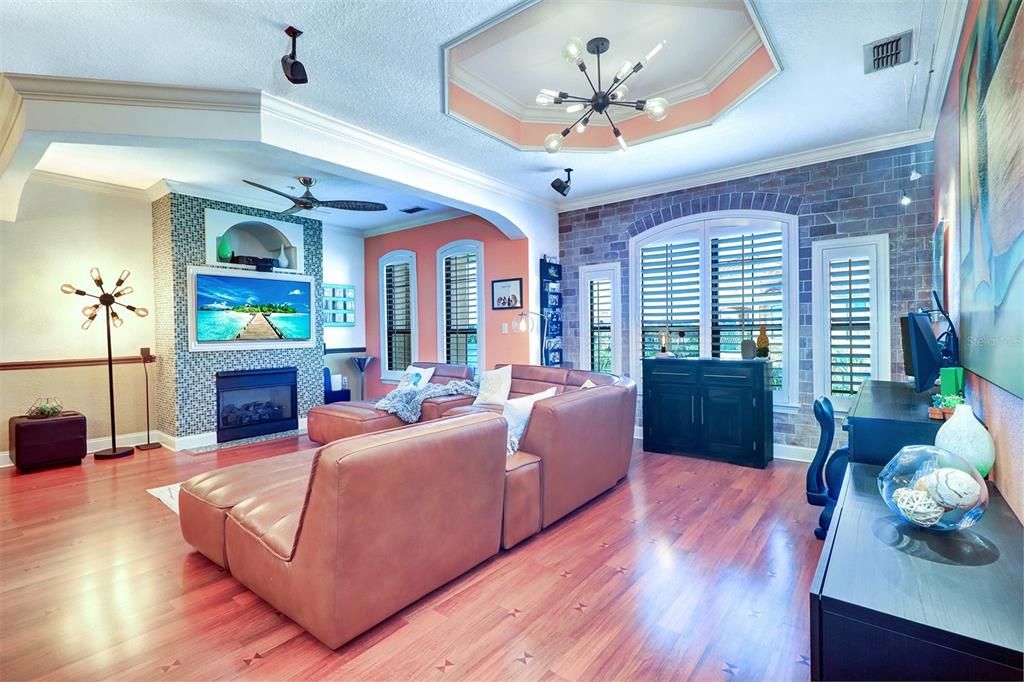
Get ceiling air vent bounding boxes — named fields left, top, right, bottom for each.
left=400, top=206, right=429, bottom=214
left=864, top=30, right=913, bottom=74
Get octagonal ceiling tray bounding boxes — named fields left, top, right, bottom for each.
left=444, top=0, right=780, bottom=152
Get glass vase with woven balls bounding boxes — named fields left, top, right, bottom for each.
left=878, top=445, right=988, bottom=531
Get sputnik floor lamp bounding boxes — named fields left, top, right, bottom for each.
left=62, top=268, right=149, bottom=459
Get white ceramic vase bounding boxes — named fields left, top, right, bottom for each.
left=277, top=244, right=289, bottom=269
left=935, top=404, right=995, bottom=477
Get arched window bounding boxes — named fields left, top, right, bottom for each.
left=379, top=250, right=417, bottom=382
left=437, top=240, right=485, bottom=374
left=629, top=210, right=800, bottom=408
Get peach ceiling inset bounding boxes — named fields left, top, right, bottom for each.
left=443, top=0, right=781, bottom=152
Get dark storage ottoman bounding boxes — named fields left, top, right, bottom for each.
left=9, top=412, right=88, bottom=471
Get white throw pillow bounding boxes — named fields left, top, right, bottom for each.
left=503, top=387, right=557, bottom=444
left=474, top=365, right=512, bottom=405
left=580, top=379, right=597, bottom=389
left=396, top=365, right=435, bottom=392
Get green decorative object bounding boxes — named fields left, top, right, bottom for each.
left=216, top=234, right=232, bottom=261
left=27, top=397, right=64, bottom=419
left=940, top=366, right=965, bottom=396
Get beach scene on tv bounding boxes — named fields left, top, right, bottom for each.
left=195, top=273, right=312, bottom=342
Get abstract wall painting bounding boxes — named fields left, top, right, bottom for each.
left=958, top=0, right=1023, bottom=397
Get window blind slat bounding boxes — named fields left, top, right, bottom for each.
left=640, top=240, right=700, bottom=358
left=828, top=257, right=872, bottom=395
left=385, top=262, right=412, bottom=372
left=443, top=252, right=479, bottom=366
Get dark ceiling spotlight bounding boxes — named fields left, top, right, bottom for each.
left=281, top=26, right=308, bottom=85
left=551, top=168, right=573, bottom=196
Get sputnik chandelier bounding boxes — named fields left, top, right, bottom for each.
left=536, top=36, right=668, bottom=153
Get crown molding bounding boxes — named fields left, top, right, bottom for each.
left=919, top=0, right=969, bottom=135
left=1, top=73, right=261, bottom=112
left=447, top=24, right=764, bottom=127
left=362, top=208, right=470, bottom=238
left=559, top=128, right=934, bottom=211
left=260, top=93, right=555, bottom=213
left=702, top=26, right=763, bottom=92
left=29, top=169, right=151, bottom=199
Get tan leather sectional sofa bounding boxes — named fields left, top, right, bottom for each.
left=178, top=364, right=637, bottom=649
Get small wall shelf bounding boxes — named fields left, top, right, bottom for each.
left=324, top=284, right=357, bottom=327
left=205, top=208, right=305, bottom=273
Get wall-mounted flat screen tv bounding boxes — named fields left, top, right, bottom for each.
left=188, top=266, right=316, bottom=351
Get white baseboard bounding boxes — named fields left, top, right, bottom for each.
left=161, top=417, right=309, bottom=452
left=632, top=424, right=815, bottom=463
left=0, top=418, right=310, bottom=466
left=773, top=443, right=815, bottom=463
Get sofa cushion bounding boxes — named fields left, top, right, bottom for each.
left=179, top=449, right=316, bottom=567
left=475, top=365, right=511, bottom=405
left=502, top=450, right=542, bottom=549
left=501, top=364, right=570, bottom=399
left=227, top=477, right=308, bottom=561
left=396, top=365, right=435, bottom=392
left=306, top=403, right=404, bottom=444
left=504, top=388, right=557, bottom=443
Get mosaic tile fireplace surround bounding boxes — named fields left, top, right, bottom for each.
left=151, top=193, right=323, bottom=445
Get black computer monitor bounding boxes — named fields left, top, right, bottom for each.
left=905, top=311, right=943, bottom=392
left=900, top=316, right=915, bottom=378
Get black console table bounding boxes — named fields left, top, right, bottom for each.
left=642, top=358, right=773, bottom=468
left=810, top=463, right=1024, bottom=680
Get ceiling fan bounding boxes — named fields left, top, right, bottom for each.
left=242, top=176, right=387, bottom=215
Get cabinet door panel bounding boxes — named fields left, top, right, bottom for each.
left=700, top=385, right=754, bottom=461
left=644, top=385, right=698, bottom=454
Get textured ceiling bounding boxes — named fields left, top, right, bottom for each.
left=0, top=0, right=961, bottom=206
left=36, top=143, right=460, bottom=232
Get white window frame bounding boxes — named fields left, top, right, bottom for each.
left=628, top=210, right=800, bottom=410
left=436, top=239, right=485, bottom=375
left=379, top=249, right=418, bottom=383
left=812, top=233, right=891, bottom=413
left=579, top=262, right=622, bottom=375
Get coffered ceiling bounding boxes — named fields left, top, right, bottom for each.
left=0, top=0, right=966, bottom=209
left=446, top=0, right=779, bottom=150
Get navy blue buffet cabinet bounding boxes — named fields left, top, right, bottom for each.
left=642, top=358, right=773, bottom=468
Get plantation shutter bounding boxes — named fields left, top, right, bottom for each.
left=710, top=230, right=784, bottom=389
left=384, top=262, right=412, bottom=371
left=828, top=257, right=873, bottom=394
left=640, top=240, right=701, bottom=358
left=443, top=252, right=479, bottom=367
left=588, top=278, right=613, bottom=373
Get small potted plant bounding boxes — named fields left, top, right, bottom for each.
left=26, top=398, right=64, bottom=419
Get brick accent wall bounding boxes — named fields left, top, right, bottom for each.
left=558, top=142, right=935, bottom=451
left=151, top=194, right=323, bottom=439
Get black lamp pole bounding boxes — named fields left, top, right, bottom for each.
left=62, top=268, right=149, bottom=460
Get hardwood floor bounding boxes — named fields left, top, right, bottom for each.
left=0, top=438, right=822, bottom=681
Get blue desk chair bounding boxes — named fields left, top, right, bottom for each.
left=806, top=396, right=849, bottom=540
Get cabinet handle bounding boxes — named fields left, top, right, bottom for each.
left=701, top=396, right=704, bottom=424
left=652, top=371, right=690, bottom=377
left=704, top=373, right=743, bottom=380
left=691, top=394, right=694, bottom=423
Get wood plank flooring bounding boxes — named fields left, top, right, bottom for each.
left=0, top=438, right=823, bottom=681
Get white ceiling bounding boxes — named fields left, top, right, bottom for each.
left=451, top=0, right=756, bottom=123
left=0, top=0, right=964, bottom=208
left=35, top=143, right=462, bottom=232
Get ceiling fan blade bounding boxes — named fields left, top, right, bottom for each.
left=277, top=204, right=306, bottom=215
left=242, top=179, right=302, bottom=202
left=319, top=200, right=388, bottom=212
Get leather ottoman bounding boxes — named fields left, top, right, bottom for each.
left=9, top=412, right=87, bottom=471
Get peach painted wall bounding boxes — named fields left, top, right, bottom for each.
left=363, top=215, right=530, bottom=397
left=934, top=0, right=1023, bottom=521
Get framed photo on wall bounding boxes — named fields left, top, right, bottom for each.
left=491, top=278, right=523, bottom=310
